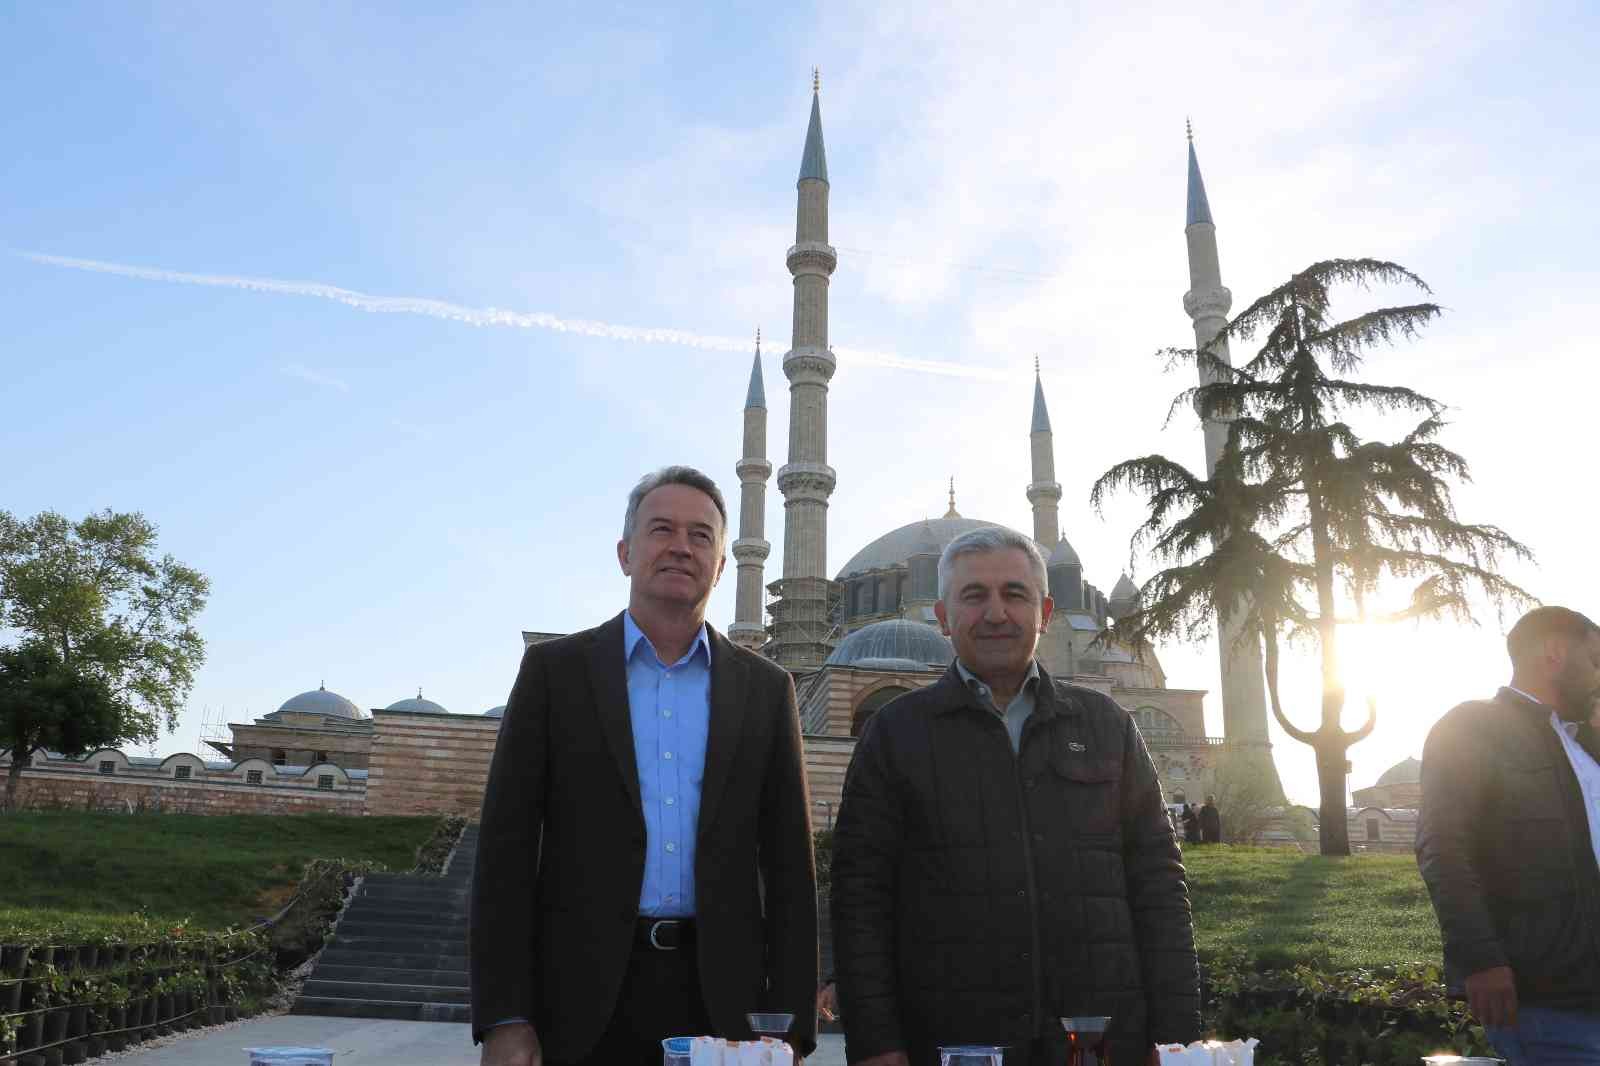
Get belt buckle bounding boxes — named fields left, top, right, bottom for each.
left=648, top=919, right=679, bottom=951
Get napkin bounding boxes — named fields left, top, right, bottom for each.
left=688, top=1036, right=795, bottom=1065
left=1156, top=1039, right=1259, bottom=1066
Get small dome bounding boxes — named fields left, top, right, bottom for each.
left=1376, top=756, right=1422, bottom=787
left=386, top=689, right=449, bottom=715
left=276, top=683, right=364, bottom=720
left=1048, top=538, right=1081, bottom=567
left=827, top=619, right=954, bottom=670
left=483, top=705, right=506, bottom=718
left=1111, top=573, right=1139, bottom=602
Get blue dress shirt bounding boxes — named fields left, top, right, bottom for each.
left=624, top=612, right=712, bottom=918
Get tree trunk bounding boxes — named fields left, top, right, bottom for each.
left=1315, top=737, right=1350, bottom=855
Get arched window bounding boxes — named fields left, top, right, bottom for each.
left=1133, top=707, right=1185, bottom=740
left=852, top=686, right=913, bottom=737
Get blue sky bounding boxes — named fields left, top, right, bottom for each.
left=4, top=2, right=1598, bottom=805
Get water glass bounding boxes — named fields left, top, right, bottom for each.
left=747, top=1011, right=795, bottom=1037
left=661, top=1036, right=692, bottom=1066
left=939, top=1045, right=1004, bottom=1066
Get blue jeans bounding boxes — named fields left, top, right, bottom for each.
left=1487, top=1006, right=1600, bottom=1065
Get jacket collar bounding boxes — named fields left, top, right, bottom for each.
left=932, top=658, right=1064, bottom=719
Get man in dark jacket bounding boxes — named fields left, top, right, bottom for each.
left=471, top=467, right=817, bottom=1066
left=1417, top=606, right=1600, bottom=1063
left=1181, top=804, right=1201, bottom=845
left=831, top=527, right=1200, bottom=1066
left=1198, top=796, right=1221, bottom=845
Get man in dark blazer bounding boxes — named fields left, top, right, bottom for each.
left=471, top=466, right=818, bottom=1066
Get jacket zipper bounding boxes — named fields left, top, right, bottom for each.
left=1003, top=716, right=1045, bottom=1041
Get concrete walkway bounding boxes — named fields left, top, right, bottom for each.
left=102, top=1015, right=847, bottom=1064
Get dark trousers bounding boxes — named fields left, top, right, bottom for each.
left=553, top=942, right=711, bottom=1066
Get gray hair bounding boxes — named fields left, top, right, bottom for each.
left=937, top=526, right=1049, bottom=602
left=622, top=465, right=729, bottom=544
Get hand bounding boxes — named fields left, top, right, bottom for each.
left=855, top=1054, right=910, bottom=1066
left=1465, top=965, right=1518, bottom=1028
left=817, top=982, right=838, bottom=1023
left=481, top=1021, right=541, bottom=1066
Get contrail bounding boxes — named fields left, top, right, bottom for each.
left=17, top=250, right=1012, bottom=383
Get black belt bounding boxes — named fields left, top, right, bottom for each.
left=635, top=917, right=697, bottom=951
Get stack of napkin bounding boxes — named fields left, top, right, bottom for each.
left=688, top=1036, right=796, bottom=1065
left=1156, top=1039, right=1260, bottom=1066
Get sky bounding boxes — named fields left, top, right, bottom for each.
left=3, top=1, right=1599, bottom=807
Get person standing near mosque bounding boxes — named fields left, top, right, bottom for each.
left=1198, top=795, right=1221, bottom=845
left=1418, top=606, right=1600, bottom=1063
left=470, top=466, right=818, bottom=1066
left=830, top=526, right=1200, bottom=1066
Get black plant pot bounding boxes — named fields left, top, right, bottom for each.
left=43, top=1006, right=69, bottom=1044
left=0, top=944, right=29, bottom=977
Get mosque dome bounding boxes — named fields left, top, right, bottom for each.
left=1376, top=756, right=1422, bottom=787
left=386, top=689, right=449, bottom=715
left=1048, top=538, right=1081, bottom=566
left=826, top=619, right=954, bottom=670
left=275, top=683, right=364, bottom=720
left=483, top=705, right=506, bottom=718
left=837, top=517, right=1030, bottom=579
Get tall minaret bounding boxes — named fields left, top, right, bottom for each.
left=1026, top=358, right=1062, bottom=547
left=769, top=70, right=839, bottom=669
left=1182, top=124, right=1280, bottom=790
left=729, top=330, right=772, bottom=651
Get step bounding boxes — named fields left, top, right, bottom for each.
left=317, top=947, right=468, bottom=971
left=336, top=919, right=469, bottom=939
left=357, top=884, right=470, bottom=902
left=347, top=901, right=469, bottom=921
left=328, top=936, right=468, bottom=956
left=312, top=964, right=469, bottom=987
left=291, top=996, right=470, bottom=1023
left=301, top=979, right=468, bottom=1005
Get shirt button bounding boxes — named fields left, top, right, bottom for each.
left=664, top=751, right=674, bottom=760
left=1017, top=889, right=1025, bottom=897
left=663, top=709, right=672, bottom=718
left=666, top=842, right=677, bottom=853
left=665, top=797, right=676, bottom=806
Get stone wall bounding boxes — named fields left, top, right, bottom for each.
left=1348, top=807, right=1419, bottom=852
left=365, top=710, right=501, bottom=818
left=803, top=734, right=855, bottom=831
left=6, top=766, right=363, bottom=815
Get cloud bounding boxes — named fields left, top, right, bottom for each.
left=16, top=249, right=1013, bottom=383
left=281, top=362, right=350, bottom=392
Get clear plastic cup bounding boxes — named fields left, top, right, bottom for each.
left=939, top=1045, right=1004, bottom=1066
left=662, top=1035, right=693, bottom=1066
left=746, top=1012, right=795, bottom=1036
left=245, top=1050, right=335, bottom=1066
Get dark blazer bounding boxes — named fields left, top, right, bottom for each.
left=831, top=663, right=1200, bottom=1066
left=469, top=611, right=819, bottom=1059
left=1417, top=687, right=1600, bottom=1007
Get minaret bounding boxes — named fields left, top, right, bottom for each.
left=1026, top=357, right=1062, bottom=547
left=1182, top=123, right=1280, bottom=789
left=769, top=70, right=839, bottom=669
left=729, top=330, right=772, bottom=651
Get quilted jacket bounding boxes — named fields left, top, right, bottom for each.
left=829, top=663, right=1201, bottom=1065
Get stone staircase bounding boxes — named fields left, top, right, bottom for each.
left=292, top=822, right=477, bottom=1022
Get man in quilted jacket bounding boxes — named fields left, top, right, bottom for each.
left=830, top=526, right=1200, bottom=1066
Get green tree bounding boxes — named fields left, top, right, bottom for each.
left=1094, top=260, right=1533, bottom=855
left=0, top=642, right=127, bottom=809
left=0, top=510, right=209, bottom=808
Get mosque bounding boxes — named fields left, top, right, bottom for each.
left=716, top=80, right=1281, bottom=821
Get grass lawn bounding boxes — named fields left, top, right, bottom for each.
left=0, top=811, right=442, bottom=936
left=1183, top=845, right=1440, bottom=971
